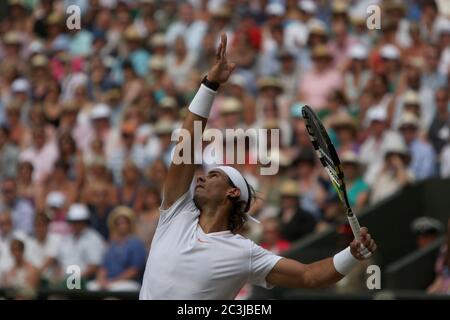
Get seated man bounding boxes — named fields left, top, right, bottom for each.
left=139, top=35, right=377, bottom=300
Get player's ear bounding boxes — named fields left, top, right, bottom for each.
left=226, top=187, right=241, bottom=200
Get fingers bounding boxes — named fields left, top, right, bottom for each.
left=221, top=33, right=227, bottom=59
left=359, top=227, right=368, bottom=237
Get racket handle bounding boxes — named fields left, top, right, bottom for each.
left=347, top=215, right=372, bottom=258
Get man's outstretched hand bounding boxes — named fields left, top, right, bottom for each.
left=207, top=34, right=236, bottom=84
left=350, top=227, right=377, bottom=260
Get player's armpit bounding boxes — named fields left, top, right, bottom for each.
left=266, top=257, right=343, bottom=289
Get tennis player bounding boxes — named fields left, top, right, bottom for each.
left=139, top=35, right=377, bottom=300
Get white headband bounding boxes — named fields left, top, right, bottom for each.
left=213, top=166, right=260, bottom=224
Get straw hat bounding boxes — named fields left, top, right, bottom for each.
left=107, top=206, right=136, bottom=233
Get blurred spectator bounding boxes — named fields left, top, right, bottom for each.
left=87, top=207, right=146, bottom=291
left=0, top=125, right=19, bottom=180
left=88, top=183, right=115, bottom=240
left=428, top=88, right=450, bottom=155
left=19, top=126, right=58, bottom=183
left=359, top=107, right=403, bottom=185
left=294, top=149, right=327, bottom=218
left=278, top=179, right=316, bottom=242
left=260, top=217, right=291, bottom=255
left=340, top=151, right=369, bottom=212
left=27, top=214, right=61, bottom=286
left=298, top=45, right=342, bottom=110
left=45, top=191, right=71, bottom=237
left=56, top=204, right=105, bottom=283
left=1, top=239, right=40, bottom=294
left=411, top=216, right=445, bottom=249
left=0, top=178, right=34, bottom=235
left=136, top=184, right=161, bottom=251
left=370, top=139, right=415, bottom=204
left=428, top=218, right=450, bottom=294
left=398, top=112, right=437, bottom=180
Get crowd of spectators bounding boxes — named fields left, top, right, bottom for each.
left=0, top=0, right=449, bottom=296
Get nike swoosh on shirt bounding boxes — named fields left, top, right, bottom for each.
left=197, top=238, right=210, bottom=243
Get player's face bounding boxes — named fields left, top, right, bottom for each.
left=194, top=170, right=234, bottom=210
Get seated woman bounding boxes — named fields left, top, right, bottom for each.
left=2, top=239, right=40, bottom=295
left=87, top=206, right=147, bottom=291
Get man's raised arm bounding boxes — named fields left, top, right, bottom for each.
left=161, top=34, right=236, bottom=210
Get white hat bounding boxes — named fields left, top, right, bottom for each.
left=266, top=2, right=285, bottom=16
left=298, top=0, right=317, bottom=13
left=66, top=203, right=90, bottom=222
left=11, top=78, right=30, bottom=93
left=398, top=112, right=420, bottom=128
left=229, top=74, right=246, bottom=87
left=384, top=137, right=409, bottom=156
left=380, top=44, right=400, bottom=60
left=367, top=106, right=387, bottom=122
left=90, top=103, right=111, bottom=120
left=46, top=191, right=66, bottom=209
left=340, top=151, right=360, bottom=164
left=349, top=44, right=368, bottom=60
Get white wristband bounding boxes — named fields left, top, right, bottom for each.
left=333, top=247, right=359, bottom=276
left=188, top=84, right=217, bottom=118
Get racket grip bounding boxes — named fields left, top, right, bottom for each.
left=347, top=215, right=372, bottom=258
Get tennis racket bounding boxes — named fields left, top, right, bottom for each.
left=301, top=105, right=371, bottom=258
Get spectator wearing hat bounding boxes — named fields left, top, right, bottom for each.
left=88, top=206, right=146, bottom=291
left=391, top=60, right=436, bottom=130
left=344, top=44, right=372, bottom=108
left=340, top=151, right=369, bottom=212
left=398, top=112, right=437, bottom=180
left=428, top=88, right=450, bottom=156
left=56, top=204, right=105, bottom=283
left=0, top=177, right=34, bottom=235
left=411, top=216, right=444, bottom=249
left=19, top=126, right=59, bottom=183
left=144, top=120, right=175, bottom=168
left=378, top=44, right=402, bottom=90
left=370, top=138, right=414, bottom=204
left=284, top=0, right=321, bottom=51
left=328, top=113, right=358, bottom=154
left=45, top=191, right=71, bottom=238
left=298, top=45, right=342, bottom=110
left=277, top=179, right=317, bottom=242
left=427, top=217, right=450, bottom=294
left=360, top=107, right=403, bottom=185
left=0, top=125, right=19, bottom=180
